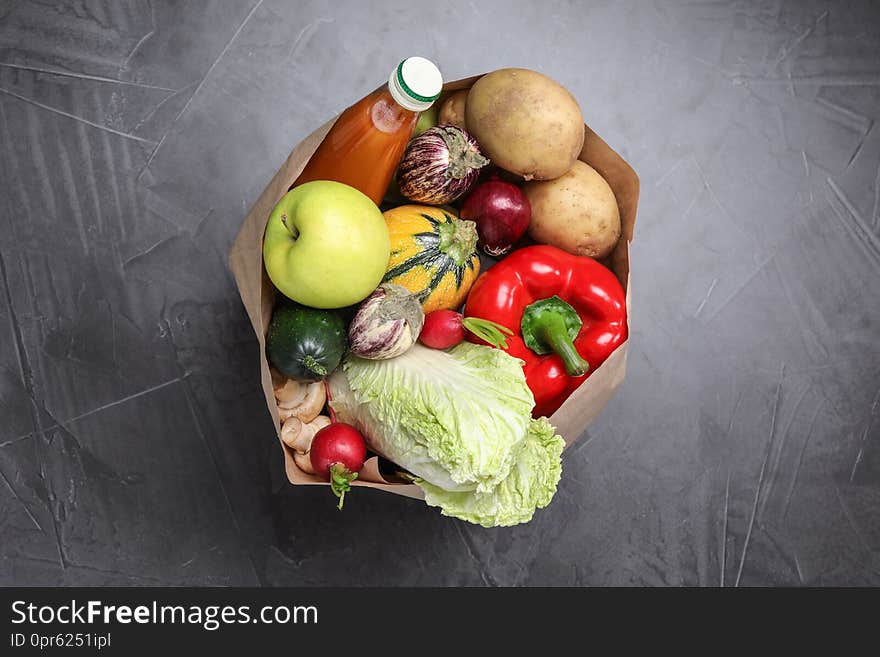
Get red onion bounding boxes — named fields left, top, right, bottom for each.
left=397, top=125, right=489, bottom=205
left=460, top=180, right=531, bottom=256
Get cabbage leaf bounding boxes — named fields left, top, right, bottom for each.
left=418, top=417, right=564, bottom=528
left=329, top=342, right=564, bottom=526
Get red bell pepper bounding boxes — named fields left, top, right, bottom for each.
left=464, top=245, right=627, bottom=417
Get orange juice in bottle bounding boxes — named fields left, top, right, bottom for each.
left=291, top=57, right=443, bottom=205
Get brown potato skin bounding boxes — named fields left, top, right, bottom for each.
left=465, top=68, right=584, bottom=180
left=438, top=89, right=468, bottom=130
left=523, top=160, right=621, bottom=259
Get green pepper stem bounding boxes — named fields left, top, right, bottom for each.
left=521, top=296, right=590, bottom=377
left=534, top=312, right=590, bottom=377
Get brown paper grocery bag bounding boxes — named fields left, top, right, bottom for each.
left=229, top=74, right=639, bottom=500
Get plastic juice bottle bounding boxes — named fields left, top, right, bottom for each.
left=290, top=57, right=443, bottom=205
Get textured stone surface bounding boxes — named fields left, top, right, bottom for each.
left=0, top=0, right=878, bottom=586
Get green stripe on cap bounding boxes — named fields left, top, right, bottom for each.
left=396, top=60, right=441, bottom=103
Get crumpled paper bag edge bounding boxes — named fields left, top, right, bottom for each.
left=228, top=73, right=639, bottom=496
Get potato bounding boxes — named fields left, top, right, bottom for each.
left=438, top=89, right=468, bottom=129
left=523, top=160, right=621, bottom=259
left=465, top=68, right=584, bottom=180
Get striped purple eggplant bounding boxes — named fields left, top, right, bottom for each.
left=397, top=125, right=490, bottom=205
left=348, top=284, right=425, bottom=360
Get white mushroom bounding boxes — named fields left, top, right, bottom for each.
left=281, top=414, right=332, bottom=476
left=273, top=375, right=326, bottom=423
left=277, top=405, right=295, bottom=423
left=293, top=450, right=316, bottom=475
left=274, top=378, right=309, bottom=409
left=281, top=417, right=306, bottom=453
left=301, top=382, right=327, bottom=421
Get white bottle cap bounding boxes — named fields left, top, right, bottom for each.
left=388, top=57, right=443, bottom=112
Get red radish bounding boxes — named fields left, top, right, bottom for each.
left=419, top=309, right=513, bottom=350
left=460, top=179, right=531, bottom=257
left=309, top=423, right=367, bottom=510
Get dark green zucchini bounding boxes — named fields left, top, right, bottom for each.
left=266, top=302, right=347, bottom=382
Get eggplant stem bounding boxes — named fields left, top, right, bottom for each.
left=439, top=126, right=490, bottom=179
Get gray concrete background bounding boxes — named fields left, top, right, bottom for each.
left=0, top=0, right=877, bottom=586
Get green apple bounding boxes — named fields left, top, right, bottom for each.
left=263, top=181, right=390, bottom=309
left=413, top=105, right=439, bottom=137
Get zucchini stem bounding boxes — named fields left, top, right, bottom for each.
left=302, top=354, right=327, bottom=378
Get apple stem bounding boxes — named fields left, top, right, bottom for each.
left=280, top=213, right=299, bottom=241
